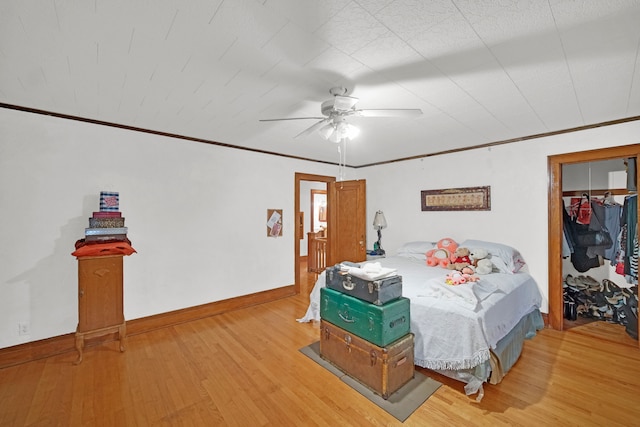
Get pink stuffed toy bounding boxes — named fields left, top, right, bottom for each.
left=445, top=271, right=480, bottom=285
left=445, top=271, right=466, bottom=285
left=426, top=238, right=458, bottom=268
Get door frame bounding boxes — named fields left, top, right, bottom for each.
left=294, top=173, right=335, bottom=294
left=548, top=144, right=640, bottom=343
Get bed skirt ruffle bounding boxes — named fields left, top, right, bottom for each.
left=414, top=349, right=491, bottom=371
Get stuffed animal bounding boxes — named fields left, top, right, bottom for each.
left=426, top=238, right=458, bottom=268
left=438, top=237, right=458, bottom=254
left=445, top=271, right=466, bottom=285
left=469, top=248, right=494, bottom=275
left=447, top=247, right=472, bottom=271
left=445, top=271, right=480, bottom=285
left=460, top=266, right=476, bottom=275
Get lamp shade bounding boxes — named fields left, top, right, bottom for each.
left=373, top=210, right=387, bottom=229
left=320, top=120, right=360, bottom=142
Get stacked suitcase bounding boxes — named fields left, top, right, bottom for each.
left=319, top=263, right=414, bottom=399
left=84, top=191, right=128, bottom=242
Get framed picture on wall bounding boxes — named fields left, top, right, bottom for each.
left=421, top=186, right=491, bottom=211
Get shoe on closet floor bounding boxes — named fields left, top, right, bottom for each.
left=602, top=279, right=623, bottom=305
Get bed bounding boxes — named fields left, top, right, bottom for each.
left=297, top=239, right=544, bottom=400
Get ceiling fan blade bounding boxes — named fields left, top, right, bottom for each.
left=354, top=109, right=423, bottom=118
left=259, top=116, right=325, bottom=122
left=294, top=118, right=332, bottom=139
left=333, top=95, right=359, bottom=111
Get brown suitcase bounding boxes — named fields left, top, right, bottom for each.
left=319, top=319, right=415, bottom=399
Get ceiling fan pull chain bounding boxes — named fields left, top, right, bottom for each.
left=342, top=138, right=347, bottom=181
left=337, top=143, right=344, bottom=182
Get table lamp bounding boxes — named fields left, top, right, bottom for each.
left=372, top=210, right=387, bottom=255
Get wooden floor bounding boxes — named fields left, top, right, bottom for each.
left=1, top=265, right=639, bottom=426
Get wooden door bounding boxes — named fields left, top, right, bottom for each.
left=78, top=255, right=124, bottom=331
left=327, top=179, right=367, bottom=265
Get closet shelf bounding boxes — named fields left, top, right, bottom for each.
left=562, top=188, right=634, bottom=197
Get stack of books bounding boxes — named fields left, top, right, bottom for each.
left=84, top=191, right=128, bottom=242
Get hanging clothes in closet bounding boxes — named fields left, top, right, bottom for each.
left=587, top=193, right=622, bottom=262
left=563, top=193, right=621, bottom=273
left=614, top=193, right=638, bottom=283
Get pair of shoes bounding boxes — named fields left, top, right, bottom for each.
left=564, top=301, right=577, bottom=321
left=594, top=291, right=609, bottom=309
left=603, top=307, right=614, bottom=320
left=618, top=307, right=628, bottom=325
left=602, top=279, right=624, bottom=305
left=622, top=303, right=638, bottom=339
left=564, top=275, right=580, bottom=292
left=621, top=287, right=632, bottom=301
left=576, top=304, right=588, bottom=315
left=582, top=275, right=601, bottom=291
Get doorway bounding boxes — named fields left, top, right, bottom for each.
left=548, top=144, right=640, bottom=348
left=294, top=173, right=335, bottom=296
left=294, top=174, right=367, bottom=296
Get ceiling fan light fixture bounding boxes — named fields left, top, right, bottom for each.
left=318, top=122, right=335, bottom=140
left=344, top=122, right=360, bottom=140
left=260, top=86, right=418, bottom=142
left=338, top=121, right=360, bottom=139
left=328, top=129, right=341, bottom=143
left=323, top=121, right=360, bottom=142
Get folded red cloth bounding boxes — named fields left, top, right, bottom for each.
left=72, top=241, right=136, bottom=257
left=75, top=237, right=132, bottom=249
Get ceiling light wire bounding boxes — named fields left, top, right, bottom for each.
left=337, top=137, right=348, bottom=182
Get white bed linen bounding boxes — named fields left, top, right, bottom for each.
left=297, top=255, right=542, bottom=372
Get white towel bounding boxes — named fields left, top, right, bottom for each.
left=342, top=261, right=397, bottom=281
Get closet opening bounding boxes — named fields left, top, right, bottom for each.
left=548, top=145, right=640, bottom=349
left=561, top=159, right=637, bottom=338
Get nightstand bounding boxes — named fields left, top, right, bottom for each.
left=75, top=254, right=126, bottom=364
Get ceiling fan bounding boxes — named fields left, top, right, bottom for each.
left=260, top=87, right=422, bottom=142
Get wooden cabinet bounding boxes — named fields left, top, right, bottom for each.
left=75, top=255, right=126, bottom=364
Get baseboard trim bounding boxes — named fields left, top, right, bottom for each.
left=0, top=285, right=295, bottom=369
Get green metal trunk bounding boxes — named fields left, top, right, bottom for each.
left=320, top=287, right=410, bottom=347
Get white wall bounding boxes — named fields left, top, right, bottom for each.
left=359, top=120, right=640, bottom=314
left=2, top=105, right=639, bottom=349
left=0, top=108, right=343, bottom=348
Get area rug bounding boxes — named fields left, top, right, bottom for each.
left=299, top=341, right=441, bottom=422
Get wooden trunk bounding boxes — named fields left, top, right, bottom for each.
left=319, top=319, right=414, bottom=399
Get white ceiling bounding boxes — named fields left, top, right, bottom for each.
left=2, top=0, right=640, bottom=166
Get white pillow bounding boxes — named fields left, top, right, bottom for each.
left=396, top=241, right=436, bottom=261
left=460, top=239, right=526, bottom=274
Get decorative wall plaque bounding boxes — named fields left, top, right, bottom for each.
left=421, top=186, right=491, bottom=211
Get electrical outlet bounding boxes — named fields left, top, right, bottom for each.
left=18, top=321, right=30, bottom=336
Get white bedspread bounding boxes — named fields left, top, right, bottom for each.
left=297, top=256, right=542, bottom=372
